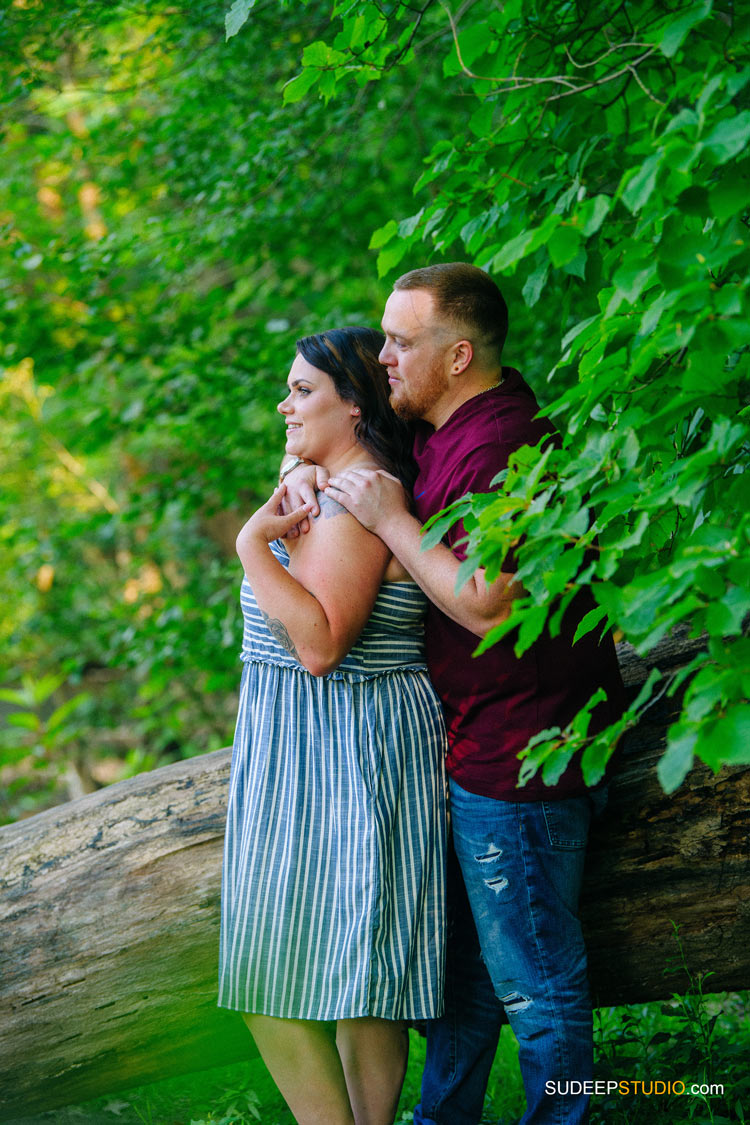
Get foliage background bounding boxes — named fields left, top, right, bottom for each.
left=1, top=0, right=749, bottom=822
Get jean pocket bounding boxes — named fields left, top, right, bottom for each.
left=542, top=798, right=590, bottom=849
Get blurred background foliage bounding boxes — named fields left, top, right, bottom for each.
left=1, top=0, right=748, bottom=822
left=0, top=0, right=469, bottom=819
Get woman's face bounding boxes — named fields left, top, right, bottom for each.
left=277, top=353, right=359, bottom=464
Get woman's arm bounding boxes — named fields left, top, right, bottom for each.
left=236, top=484, right=390, bottom=676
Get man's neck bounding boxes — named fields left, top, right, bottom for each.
left=426, top=371, right=503, bottom=430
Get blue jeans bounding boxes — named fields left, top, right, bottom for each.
left=415, top=779, right=603, bottom=1125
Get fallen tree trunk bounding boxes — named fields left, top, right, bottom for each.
left=1, top=631, right=748, bottom=1120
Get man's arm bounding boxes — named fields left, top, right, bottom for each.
left=325, top=469, right=523, bottom=639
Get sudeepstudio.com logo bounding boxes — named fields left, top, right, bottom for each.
left=546, top=1080, right=725, bottom=1097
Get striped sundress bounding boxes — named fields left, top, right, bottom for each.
left=218, top=540, right=447, bottom=1021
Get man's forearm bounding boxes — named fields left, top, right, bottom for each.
left=378, top=508, right=519, bottom=638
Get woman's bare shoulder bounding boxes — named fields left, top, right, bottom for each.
left=284, top=489, right=350, bottom=558
left=288, top=487, right=388, bottom=578
left=314, top=488, right=350, bottom=522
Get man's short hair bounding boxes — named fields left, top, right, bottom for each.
left=393, top=262, right=508, bottom=362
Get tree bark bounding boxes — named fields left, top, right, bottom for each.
left=1, top=631, right=748, bottom=1120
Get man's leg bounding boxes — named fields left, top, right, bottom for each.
left=414, top=835, right=506, bottom=1125
left=449, top=779, right=595, bottom=1125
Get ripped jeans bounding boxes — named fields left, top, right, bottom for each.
left=415, top=779, right=603, bottom=1125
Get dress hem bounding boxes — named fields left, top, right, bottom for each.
left=217, top=999, right=445, bottom=1022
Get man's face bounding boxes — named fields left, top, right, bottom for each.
left=379, top=288, right=453, bottom=425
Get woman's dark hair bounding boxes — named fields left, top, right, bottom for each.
left=295, top=326, right=417, bottom=491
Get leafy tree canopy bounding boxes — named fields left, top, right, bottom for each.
left=235, top=0, right=750, bottom=793
left=1, top=0, right=747, bottom=818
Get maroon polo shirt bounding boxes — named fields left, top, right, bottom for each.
left=412, top=369, right=625, bottom=801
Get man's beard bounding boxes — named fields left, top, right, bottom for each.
left=388, top=362, right=448, bottom=422
left=390, top=391, right=425, bottom=421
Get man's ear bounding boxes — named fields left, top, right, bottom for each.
left=450, top=339, right=473, bottom=375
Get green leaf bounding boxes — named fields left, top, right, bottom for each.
left=420, top=500, right=471, bottom=549
left=561, top=314, right=598, bottom=352
left=611, top=262, right=657, bottom=304
left=621, top=154, right=660, bottom=214
left=562, top=247, right=587, bottom=279
left=705, top=586, right=750, bottom=636
left=6, top=712, right=40, bottom=731
left=581, top=734, right=617, bottom=786
left=490, top=215, right=560, bottom=272
left=376, top=239, right=409, bottom=278
left=397, top=209, right=424, bottom=238
left=455, top=554, right=478, bottom=593
left=547, top=226, right=582, bottom=268
left=522, top=262, right=548, bottom=309
left=302, top=41, right=347, bottom=68
left=658, top=727, right=697, bottom=793
left=656, top=1, right=712, bottom=58
left=47, top=693, right=91, bottom=733
left=703, top=111, right=750, bottom=164
left=225, top=0, right=254, bottom=40
left=631, top=669, right=664, bottom=712
left=444, top=20, right=493, bottom=75
left=339, top=11, right=377, bottom=51
left=469, top=98, right=494, bottom=139
left=696, top=705, right=750, bottom=768
left=515, top=603, right=548, bottom=655
left=677, top=185, right=709, bottom=217
left=0, top=688, right=30, bottom=705
left=282, top=68, right=319, bottom=105
left=579, top=194, right=611, bottom=237
left=540, top=745, right=576, bottom=786
left=573, top=605, right=607, bottom=644
left=369, top=219, right=398, bottom=250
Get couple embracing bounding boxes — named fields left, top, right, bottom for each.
left=218, top=262, right=624, bottom=1125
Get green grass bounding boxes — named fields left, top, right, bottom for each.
left=590, top=992, right=749, bottom=1125
left=18, top=1026, right=522, bottom=1125
left=15, top=989, right=747, bottom=1124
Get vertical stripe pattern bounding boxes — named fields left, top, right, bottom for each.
left=218, top=544, right=447, bottom=1020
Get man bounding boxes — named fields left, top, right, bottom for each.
left=289, top=263, right=624, bottom=1124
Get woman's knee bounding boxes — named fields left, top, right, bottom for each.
left=336, top=1017, right=408, bottom=1064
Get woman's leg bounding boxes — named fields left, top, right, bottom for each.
left=336, top=1017, right=409, bottom=1125
left=243, top=1013, right=354, bottom=1125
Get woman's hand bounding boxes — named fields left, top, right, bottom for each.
left=281, top=464, right=330, bottom=538
left=236, top=485, right=314, bottom=556
left=236, top=476, right=392, bottom=676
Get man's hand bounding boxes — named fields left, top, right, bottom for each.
left=328, top=468, right=522, bottom=638
left=324, top=468, right=408, bottom=535
left=281, top=464, right=330, bottom=537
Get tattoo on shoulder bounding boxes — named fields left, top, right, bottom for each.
left=260, top=610, right=301, bottom=661
left=314, top=492, right=347, bottom=521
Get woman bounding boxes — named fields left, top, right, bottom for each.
left=218, top=327, right=447, bottom=1125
